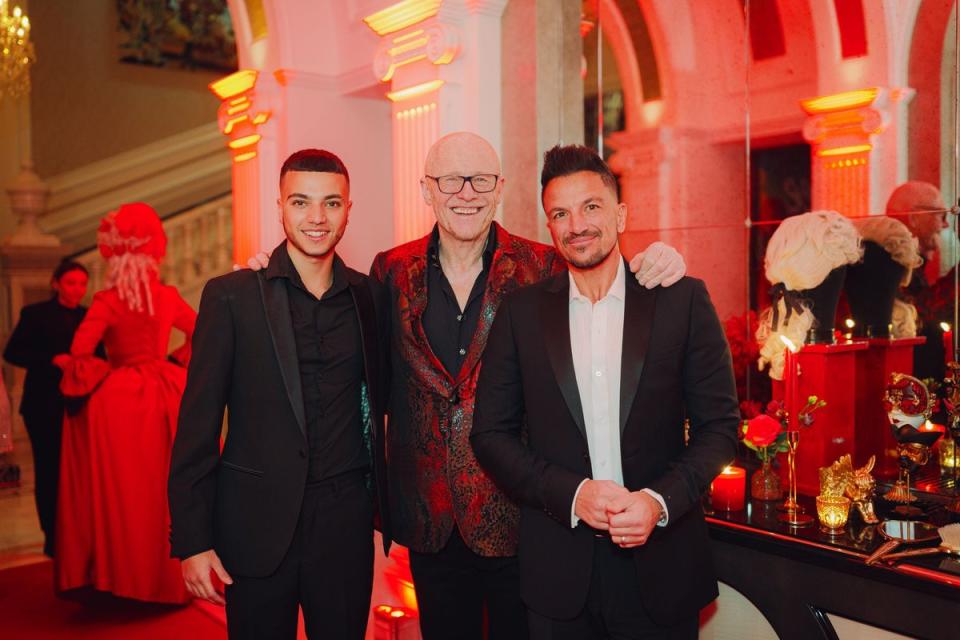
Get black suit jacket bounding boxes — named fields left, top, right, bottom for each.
left=471, top=266, right=739, bottom=624
left=168, top=248, right=389, bottom=577
left=3, top=298, right=90, bottom=423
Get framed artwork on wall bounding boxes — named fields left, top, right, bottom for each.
left=117, top=0, right=237, bottom=72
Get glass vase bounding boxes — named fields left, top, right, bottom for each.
left=751, top=458, right=782, bottom=501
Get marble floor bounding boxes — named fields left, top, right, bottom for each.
left=0, top=424, right=46, bottom=570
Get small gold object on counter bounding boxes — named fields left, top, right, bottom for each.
left=816, top=495, right=851, bottom=533
left=819, top=454, right=879, bottom=524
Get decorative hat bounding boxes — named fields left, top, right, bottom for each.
left=97, top=202, right=167, bottom=260
left=97, top=203, right=166, bottom=315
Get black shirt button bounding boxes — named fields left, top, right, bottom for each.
left=459, top=348, right=466, bottom=356
left=457, top=314, right=463, bottom=321
left=299, top=449, right=306, bottom=458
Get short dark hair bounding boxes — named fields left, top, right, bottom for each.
left=52, top=259, right=88, bottom=282
left=540, top=144, right=619, bottom=202
left=279, top=149, right=350, bottom=187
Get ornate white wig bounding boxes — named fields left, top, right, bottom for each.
left=757, top=211, right=863, bottom=379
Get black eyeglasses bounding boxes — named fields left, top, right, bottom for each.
left=425, top=174, right=500, bottom=194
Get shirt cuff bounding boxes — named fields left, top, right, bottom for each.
left=570, top=478, right=589, bottom=528
left=641, top=488, right=669, bottom=527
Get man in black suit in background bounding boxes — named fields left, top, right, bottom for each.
left=168, top=149, right=388, bottom=639
left=471, top=145, right=739, bottom=639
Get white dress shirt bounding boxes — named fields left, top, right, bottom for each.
left=568, top=260, right=668, bottom=527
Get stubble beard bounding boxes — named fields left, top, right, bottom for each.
left=562, top=232, right=612, bottom=269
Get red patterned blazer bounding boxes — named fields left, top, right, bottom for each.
left=370, top=222, right=563, bottom=556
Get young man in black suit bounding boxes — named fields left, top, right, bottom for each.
left=168, top=149, right=388, bottom=639
left=471, top=145, right=739, bottom=639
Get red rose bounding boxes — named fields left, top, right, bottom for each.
left=744, top=414, right=782, bottom=448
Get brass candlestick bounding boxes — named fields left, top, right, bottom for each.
left=778, top=430, right=814, bottom=526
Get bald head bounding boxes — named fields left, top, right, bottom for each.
left=424, top=132, right=501, bottom=177
left=420, top=132, right=504, bottom=245
left=886, top=181, right=944, bottom=215
left=886, top=181, right=947, bottom=253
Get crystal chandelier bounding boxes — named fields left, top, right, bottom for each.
left=0, top=0, right=34, bottom=103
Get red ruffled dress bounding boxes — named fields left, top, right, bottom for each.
left=56, top=284, right=196, bottom=604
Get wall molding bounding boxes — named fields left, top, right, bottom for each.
left=41, top=122, right=232, bottom=251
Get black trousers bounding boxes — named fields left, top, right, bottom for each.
left=527, top=539, right=698, bottom=640
left=409, top=528, right=527, bottom=640
left=23, top=414, right=61, bottom=557
left=225, top=471, right=374, bottom=640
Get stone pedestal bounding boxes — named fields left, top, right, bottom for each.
left=4, top=163, right=57, bottom=248
left=0, top=244, right=70, bottom=370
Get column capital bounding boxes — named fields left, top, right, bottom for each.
left=373, top=23, right=461, bottom=82
left=438, top=0, right=508, bottom=22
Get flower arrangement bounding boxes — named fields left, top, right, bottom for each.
left=742, top=396, right=827, bottom=462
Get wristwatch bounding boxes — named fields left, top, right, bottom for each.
left=656, top=502, right=667, bottom=526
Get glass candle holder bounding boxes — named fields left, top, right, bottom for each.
left=816, top=495, right=850, bottom=534
left=940, top=437, right=957, bottom=471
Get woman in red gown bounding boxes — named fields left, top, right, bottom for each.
left=55, top=203, right=196, bottom=604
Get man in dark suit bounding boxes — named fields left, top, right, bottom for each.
left=168, top=149, right=388, bottom=639
left=471, top=145, right=739, bottom=639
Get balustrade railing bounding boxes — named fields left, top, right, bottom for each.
left=74, top=194, right=233, bottom=308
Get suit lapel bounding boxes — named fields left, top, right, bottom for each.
left=455, top=237, right=517, bottom=385
left=619, top=270, right=657, bottom=435
left=540, top=274, right=587, bottom=442
left=257, top=272, right=307, bottom=439
left=401, top=248, right=455, bottom=390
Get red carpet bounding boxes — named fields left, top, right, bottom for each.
left=0, top=560, right=227, bottom=639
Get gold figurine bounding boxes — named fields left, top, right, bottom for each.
left=819, top=454, right=879, bottom=524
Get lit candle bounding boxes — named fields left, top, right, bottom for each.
left=711, top=465, right=746, bottom=511
left=920, top=419, right=947, bottom=436
left=844, top=318, right=855, bottom=341
left=780, top=336, right=799, bottom=429
left=942, top=322, right=954, bottom=366
left=816, top=495, right=851, bottom=533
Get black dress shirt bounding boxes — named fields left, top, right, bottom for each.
left=266, top=245, right=368, bottom=483
left=423, top=224, right=498, bottom=377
